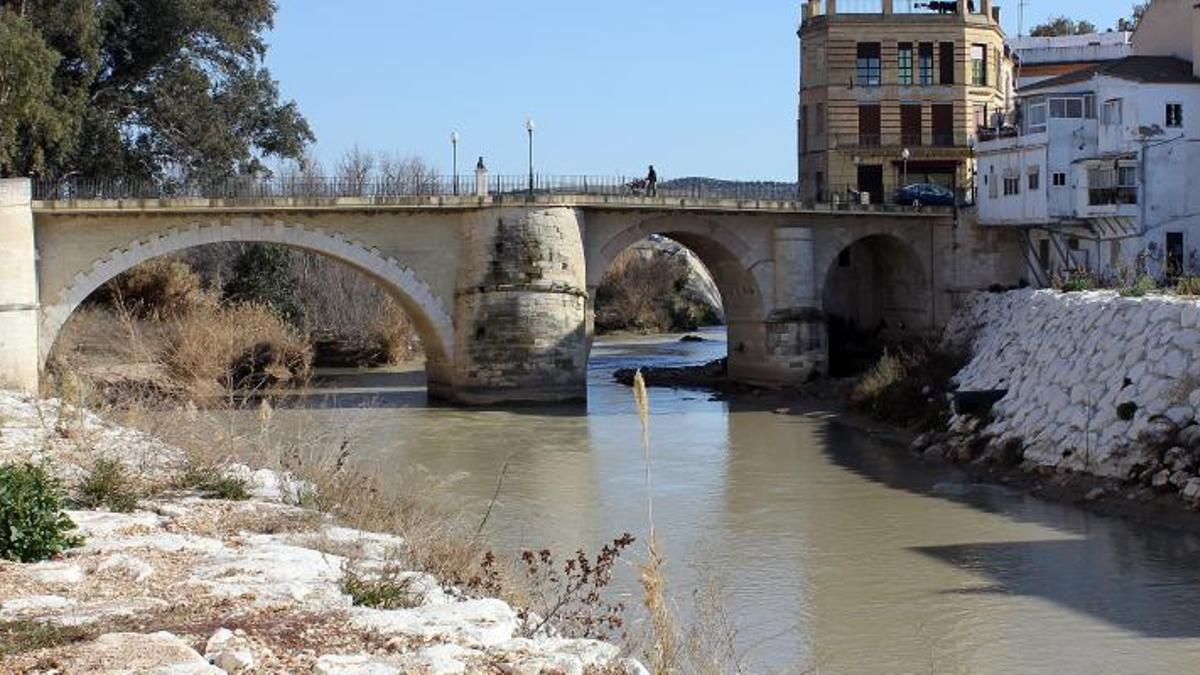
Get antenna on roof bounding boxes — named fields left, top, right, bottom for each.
left=1018, top=0, right=1028, bottom=36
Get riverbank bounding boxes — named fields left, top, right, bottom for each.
left=0, top=389, right=645, bottom=674
left=617, top=289, right=1200, bottom=534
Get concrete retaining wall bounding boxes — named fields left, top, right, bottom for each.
left=945, top=289, right=1200, bottom=479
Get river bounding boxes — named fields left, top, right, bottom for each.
left=212, top=328, right=1200, bottom=673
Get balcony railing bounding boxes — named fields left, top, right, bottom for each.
left=832, top=132, right=965, bottom=149
left=1087, top=187, right=1138, bottom=206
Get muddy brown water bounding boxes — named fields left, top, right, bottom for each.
left=198, top=328, right=1200, bottom=673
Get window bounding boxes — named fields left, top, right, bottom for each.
left=932, top=103, right=955, bottom=146
left=858, top=104, right=881, bottom=146
left=970, top=44, right=987, bottom=86
left=987, top=166, right=998, bottom=198
left=857, top=43, right=881, bottom=87
left=1049, top=97, right=1084, bottom=119
left=1052, top=172, right=1067, bottom=187
left=1084, top=94, right=1095, bottom=119
left=1028, top=167, right=1040, bottom=191
left=1102, top=98, right=1123, bottom=126
left=1003, top=175, right=1020, bottom=196
left=800, top=105, right=808, bottom=152
left=898, top=42, right=914, bottom=85
left=918, top=43, right=934, bottom=85
left=939, top=42, right=955, bottom=85
left=1026, top=96, right=1047, bottom=132
left=901, top=103, right=922, bottom=145
left=815, top=103, right=826, bottom=136
left=1167, top=103, right=1184, bottom=128
left=1088, top=164, right=1138, bottom=205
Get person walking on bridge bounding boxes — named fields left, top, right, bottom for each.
left=646, top=165, right=658, bottom=197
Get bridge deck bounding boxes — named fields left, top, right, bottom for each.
left=32, top=192, right=953, bottom=217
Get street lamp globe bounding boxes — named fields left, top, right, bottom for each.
left=901, top=148, right=911, bottom=161
left=451, top=131, right=460, bottom=144
left=525, top=118, right=536, bottom=133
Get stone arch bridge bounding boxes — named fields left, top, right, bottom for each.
left=0, top=178, right=1013, bottom=404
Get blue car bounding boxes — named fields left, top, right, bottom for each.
left=894, top=182, right=956, bottom=206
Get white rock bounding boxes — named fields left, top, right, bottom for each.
left=351, top=598, right=519, bottom=648
left=1, top=595, right=78, bottom=617
left=204, top=627, right=255, bottom=673
left=187, top=534, right=347, bottom=609
left=27, top=561, right=86, bottom=585
left=315, top=654, right=401, bottom=675
left=70, top=631, right=221, bottom=674
left=1183, top=478, right=1200, bottom=501
left=97, top=554, right=155, bottom=582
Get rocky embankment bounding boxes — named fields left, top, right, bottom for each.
left=915, top=289, right=1200, bottom=512
left=0, top=390, right=644, bottom=674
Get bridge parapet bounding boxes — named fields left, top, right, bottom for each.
left=32, top=176, right=953, bottom=217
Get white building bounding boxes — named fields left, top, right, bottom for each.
left=1009, top=32, right=1132, bottom=89
left=975, top=0, right=1200, bottom=284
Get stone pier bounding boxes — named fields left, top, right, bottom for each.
left=0, top=180, right=39, bottom=392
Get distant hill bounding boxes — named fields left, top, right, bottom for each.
left=659, top=177, right=798, bottom=200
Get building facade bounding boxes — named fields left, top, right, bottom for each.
left=797, top=0, right=1013, bottom=205
left=1009, top=32, right=1132, bottom=89
left=976, top=0, right=1200, bottom=284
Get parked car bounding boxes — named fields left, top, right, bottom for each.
left=893, top=182, right=956, bottom=206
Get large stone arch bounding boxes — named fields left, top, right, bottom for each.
left=820, top=232, right=932, bottom=342
left=589, top=214, right=770, bottom=323
left=40, top=220, right=455, bottom=378
left=587, top=213, right=780, bottom=383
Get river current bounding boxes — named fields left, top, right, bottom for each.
left=222, top=328, right=1200, bottom=673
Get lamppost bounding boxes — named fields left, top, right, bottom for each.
left=451, top=131, right=460, bottom=196
left=901, top=147, right=911, bottom=188
left=525, top=118, right=536, bottom=198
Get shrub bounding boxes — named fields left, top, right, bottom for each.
left=0, top=463, right=82, bottom=563
left=1175, top=276, right=1200, bottom=296
left=368, top=300, right=420, bottom=365
left=1119, top=274, right=1158, bottom=297
left=75, top=458, right=138, bottom=512
left=341, top=562, right=423, bottom=610
left=1055, top=270, right=1094, bottom=293
left=1117, top=401, right=1139, bottom=421
left=175, top=465, right=250, bottom=501
left=849, top=345, right=968, bottom=431
left=595, top=246, right=720, bottom=334
left=94, top=259, right=211, bottom=319
left=162, top=302, right=312, bottom=397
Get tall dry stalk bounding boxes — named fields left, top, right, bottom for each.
left=633, top=370, right=679, bottom=673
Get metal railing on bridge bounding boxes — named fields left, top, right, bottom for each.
left=32, top=175, right=803, bottom=203
left=31, top=176, right=954, bottom=214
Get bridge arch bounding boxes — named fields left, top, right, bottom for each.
left=589, top=214, right=770, bottom=324
left=820, top=232, right=932, bottom=372
left=40, top=221, right=454, bottom=378
left=588, top=213, right=779, bottom=382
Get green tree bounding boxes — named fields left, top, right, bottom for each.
left=223, top=244, right=301, bottom=324
left=1117, top=2, right=1148, bottom=31
left=0, top=10, right=75, bottom=175
left=1029, top=16, right=1098, bottom=37
left=0, top=0, right=312, bottom=182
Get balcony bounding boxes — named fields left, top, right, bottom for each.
left=831, top=132, right=966, bottom=150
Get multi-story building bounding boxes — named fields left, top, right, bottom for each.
left=975, top=0, right=1200, bottom=284
left=797, top=0, right=1013, bottom=205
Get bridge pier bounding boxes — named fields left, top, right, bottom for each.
left=0, top=179, right=39, bottom=394
left=760, top=227, right=826, bottom=384
left=447, top=207, right=590, bottom=405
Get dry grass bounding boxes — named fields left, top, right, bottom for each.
left=161, top=302, right=312, bottom=399
left=93, top=258, right=213, bottom=320
left=595, top=248, right=717, bottom=334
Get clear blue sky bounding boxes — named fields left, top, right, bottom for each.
left=265, top=1, right=1133, bottom=181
